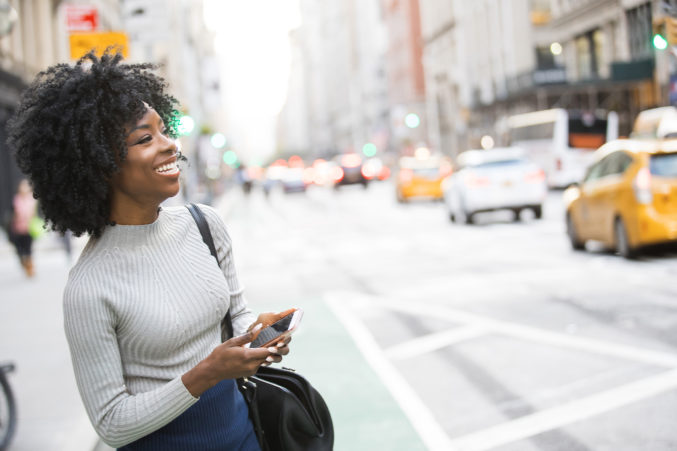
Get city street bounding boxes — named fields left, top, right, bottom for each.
left=3, top=181, right=677, bottom=451
left=224, top=180, right=677, bottom=451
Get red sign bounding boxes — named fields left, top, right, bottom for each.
left=66, top=6, right=98, bottom=32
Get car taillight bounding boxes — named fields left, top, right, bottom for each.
left=633, top=167, right=653, bottom=204
left=524, top=169, right=545, bottom=183
left=361, top=165, right=375, bottom=179
left=378, top=166, right=391, bottom=180
left=331, top=166, right=344, bottom=182
left=399, top=168, right=413, bottom=183
left=556, top=158, right=562, bottom=171
left=439, top=162, right=453, bottom=178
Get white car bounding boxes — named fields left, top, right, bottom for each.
left=443, top=147, right=548, bottom=224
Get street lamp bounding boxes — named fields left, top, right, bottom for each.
left=550, top=42, right=562, bottom=56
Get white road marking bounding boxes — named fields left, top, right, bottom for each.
left=325, top=293, right=456, bottom=451
left=329, top=291, right=677, bottom=450
left=385, top=325, right=489, bottom=361
left=448, top=368, right=677, bottom=451
left=374, top=298, right=677, bottom=368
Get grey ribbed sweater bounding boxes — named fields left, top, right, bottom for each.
left=63, top=204, right=256, bottom=448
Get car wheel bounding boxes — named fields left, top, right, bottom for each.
left=533, top=205, right=543, bottom=219
left=566, top=213, right=585, bottom=251
left=615, top=217, right=636, bottom=259
left=513, top=209, right=522, bottom=222
left=449, top=211, right=456, bottom=222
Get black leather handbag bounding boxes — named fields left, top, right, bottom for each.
left=186, top=203, right=334, bottom=451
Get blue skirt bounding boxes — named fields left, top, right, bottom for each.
left=118, top=379, right=260, bottom=451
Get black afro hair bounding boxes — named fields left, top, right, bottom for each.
left=7, top=49, right=180, bottom=237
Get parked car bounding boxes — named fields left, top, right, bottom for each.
left=333, top=153, right=369, bottom=188
left=563, top=138, right=677, bottom=258
left=442, top=147, right=547, bottom=224
left=395, top=154, right=452, bottom=202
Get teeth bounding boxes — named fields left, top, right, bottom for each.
left=155, top=163, right=178, bottom=173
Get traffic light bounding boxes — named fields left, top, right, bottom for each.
left=176, top=113, right=195, bottom=136
left=404, top=113, right=421, bottom=128
left=666, top=17, right=677, bottom=46
left=653, top=18, right=668, bottom=50
left=362, top=142, right=377, bottom=157
left=652, top=17, right=677, bottom=49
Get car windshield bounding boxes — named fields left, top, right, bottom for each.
left=650, top=153, right=677, bottom=177
left=472, top=158, right=527, bottom=169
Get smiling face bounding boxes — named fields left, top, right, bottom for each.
left=110, top=107, right=180, bottom=212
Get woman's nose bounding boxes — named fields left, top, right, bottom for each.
left=162, top=134, right=178, bottom=153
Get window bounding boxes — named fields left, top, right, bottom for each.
left=575, top=29, right=603, bottom=79
left=600, top=152, right=633, bottom=177
left=626, top=3, right=653, bottom=60
left=510, top=121, right=555, bottom=142
left=584, top=159, right=606, bottom=182
left=650, top=153, right=677, bottom=176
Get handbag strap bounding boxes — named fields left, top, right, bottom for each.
left=186, top=203, right=234, bottom=341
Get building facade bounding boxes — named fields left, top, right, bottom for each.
left=420, top=0, right=670, bottom=158
left=295, top=0, right=390, bottom=159
left=0, top=0, right=218, bottom=218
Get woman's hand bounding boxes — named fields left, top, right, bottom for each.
left=261, top=335, right=291, bottom=367
left=182, top=325, right=274, bottom=397
left=247, top=310, right=294, bottom=366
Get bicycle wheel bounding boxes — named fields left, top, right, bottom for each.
left=0, top=370, right=17, bottom=451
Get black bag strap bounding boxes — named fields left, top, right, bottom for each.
left=185, top=203, right=268, bottom=450
left=186, top=203, right=234, bottom=341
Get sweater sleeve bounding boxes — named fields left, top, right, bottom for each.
left=63, top=271, right=199, bottom=448
left=199, top=204, right=257, bottom=336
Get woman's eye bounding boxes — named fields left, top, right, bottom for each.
left=136, top=135, right=152, bottom=145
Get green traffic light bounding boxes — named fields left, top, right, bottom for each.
left=222, top=150, right=238, bottom=166
left=177, top=115, right=195, bottom=136
left=362, top=143, right=377, bottom=157
left=405, top=113, right=421, bottom=129
left=654, top=33, right=668, bottom=50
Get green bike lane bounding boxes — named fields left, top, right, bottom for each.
left=251, top=294, right=427, bottom=451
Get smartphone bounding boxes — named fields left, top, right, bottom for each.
left=249, top=309, right=304, bottom=348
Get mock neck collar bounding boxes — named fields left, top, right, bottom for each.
left=98, top=207, right=169, bottom=248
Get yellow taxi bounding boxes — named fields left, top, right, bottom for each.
left=395, top=152, right=452, bottom=202
left=563, top=138, right=677, bottom=258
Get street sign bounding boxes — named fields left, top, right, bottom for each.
left=66, top=5, right=98, bottom=32
left=69, top=32, right=129, bottom=60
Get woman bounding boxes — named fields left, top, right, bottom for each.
left=8, top=50, right=289, bottom=450
left=9, top=179, right=37, bottom=277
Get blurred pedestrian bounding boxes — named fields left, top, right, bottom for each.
left=9, top=179, right=37, bottom=277
left=8, top=49, right=293, bottom=450
left=236, top=164, right=253, bottom=195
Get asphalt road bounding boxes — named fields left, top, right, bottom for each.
left=4, top=179, right=676, bottom=451
left=224, top=180, right=677, bottom=451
